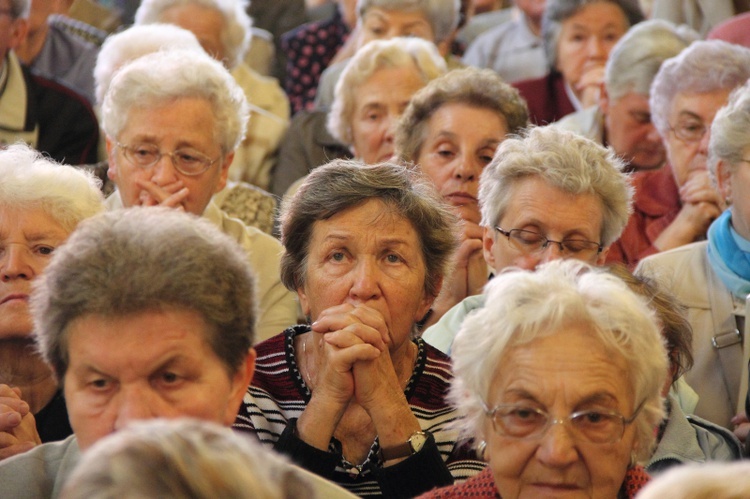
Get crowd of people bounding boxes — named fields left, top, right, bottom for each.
left=3, top=0, right=750, bottom=497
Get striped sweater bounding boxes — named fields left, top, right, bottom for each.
left=234, top=326, right=486, bottom=497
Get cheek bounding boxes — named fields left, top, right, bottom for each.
left=487, top=434, right=534, bottom=496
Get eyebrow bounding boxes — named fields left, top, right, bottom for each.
left=676, top=111, right=704, bottom=122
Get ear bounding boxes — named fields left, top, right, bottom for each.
left=415, top=275, right=442, bottom=323
left=224, top=347, right=256, bottom=426
left=598, top=83, right=610, bottom=113
left=9, top=18, right=28, bottom=50
left=106, top=137, right=118, bottom=182
left=482, top=226, right=497, bottom=269
left=214, top=151, right=234, bottom=194
left=715, top=159, right=733, bottom=203
left=297, top=285, right=311, bottom=319
left=596, top=245, right=610, bottom=266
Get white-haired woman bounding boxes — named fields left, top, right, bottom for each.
left=134, top=0, right=290, bottom=190
left=0, top=143, right=104, bottom=460
left=421, top=259, right=668, bottom=497
left=638, top=80, right=750, bottom=441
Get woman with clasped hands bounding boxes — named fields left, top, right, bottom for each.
left=421, top=260, right=668, bottom=498
left=234, top=160, right=485, bottom=497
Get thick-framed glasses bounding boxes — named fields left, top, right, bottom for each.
left=494, top=227, right=603, bottom=257
left=480, top=400, right=646, bottom=444
left=116, top=142, right=219, bottom=176
left=668, top=120, right=707, bottom=143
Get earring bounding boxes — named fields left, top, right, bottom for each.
left=477, top=440, right=488, bottom=461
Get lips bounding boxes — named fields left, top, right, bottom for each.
left=444, top=193, right=477, bottom=206
left=0, top=294, right=29, bottom=305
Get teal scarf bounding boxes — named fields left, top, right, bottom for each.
left=707, top=209, right=750, bottom=299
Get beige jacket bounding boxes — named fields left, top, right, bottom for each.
left=638, top=241, right=748, bottom=429
left=230, top=63, right=290, bottom=190
left=105, top=193, right=298, bottom=343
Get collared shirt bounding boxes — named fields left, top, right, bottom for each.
left=462, top=12, right=546, bottom=84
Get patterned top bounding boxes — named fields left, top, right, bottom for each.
left=281, top=9, right=350, bottom=114
left=419, top=465, right=651, bottom=498
left=234, top=325, right=485, bottom=497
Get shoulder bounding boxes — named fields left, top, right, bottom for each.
left=423, top=295, right=486, bottom=354
left=0, top=435, right=81, bottom=498
left=638, top=241, right=708, bottom=276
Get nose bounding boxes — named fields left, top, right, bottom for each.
left=539, top=241, right=565, bottom=264
left=454, top=154, right=480, bottom=181
left=0, top=245, right=35, bottom=281
left=645, top=123, right=662, bottom=144
left=348, top=258, right=381, bottom=304
left=150, top=153, right=179, bottom=185
left=698, top=127, right=711, bottom=155
left=535, top=421, right=579, bottom=468
left=586, top=35, right=606, bottom=59
left=113, top=386, right=157, bottom=431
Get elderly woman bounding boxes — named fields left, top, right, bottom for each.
left=61, top=419, right=317, bottom=499
left=610, top=40, right=750, bottom=268
left=272, top=37, right=446, bottom=196
left=0, top=144, right=104, bottom=459
left=134, top=0, right=290, bottom=190
left=422, top=126, right=632, bottom=354
left=394, top=67, right=528, bottom=326
left=314, top=0, right=462, bottom=109
left=638, top=80, right=750, bottom=437
left=100, top=48, right=297, bottom=342
left=235, top=160, right=485, bottom=497
left=514, top=0, right=644, bottom=125
left=555, top=19, right=697, bottom=173
left=608, top=266, right=743, bottom=473
left=421, top=259, right=667, bottom=498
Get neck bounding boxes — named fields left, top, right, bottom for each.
left=524, top=14, right=542, bottom=37
left=0, top=339, right=58, bottom=414
left=15, top=23, right=50, bottom=64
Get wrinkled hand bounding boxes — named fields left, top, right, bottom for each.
left=0, top=385, right=41, bottom=460
left=311, top=304, right=388, bottom=406
left=676, top=169, right=724, bottom=235
left=135, top=179, right=188, bottom=210
left=427, top=220, right=486, bottom=326
left=732, top=412, right=750, bottom=445
left=576, top=65, right=605, bottom=109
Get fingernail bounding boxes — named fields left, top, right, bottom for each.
left=6, top=412, right=21, bottom=425
left=19, top=401, right=29, bottom=414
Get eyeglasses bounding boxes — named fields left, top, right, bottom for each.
left=668, top=120, right=707, bottom=143
left=494, top=227, right=602, bottom=257
left=480, top=400, right=646, bottom=444
left=117, top=143, right=219, bottom=176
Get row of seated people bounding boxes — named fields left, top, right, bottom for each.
left=0, top=134, right=747, bottom=496
left=3, top=0, right=750, bottom=495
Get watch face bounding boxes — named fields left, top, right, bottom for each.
left=409, top=431, right=428, bottom=452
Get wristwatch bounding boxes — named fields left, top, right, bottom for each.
left=380, top=430, right=430, bottom=461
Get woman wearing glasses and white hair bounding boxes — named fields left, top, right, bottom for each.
left=638, top=80, right=750, bottom=442
left=420, top=259, right=668, bottom=498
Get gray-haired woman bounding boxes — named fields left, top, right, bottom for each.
left=235, top=159, right=485, bottom=497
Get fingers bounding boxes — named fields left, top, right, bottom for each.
left=733, top=422, right=750, bottom=442
left=454, top=238, right=484, bottom=266
left=135, top=179, right=188, bottom=209
left=312, top=304, right=389, bottom=351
